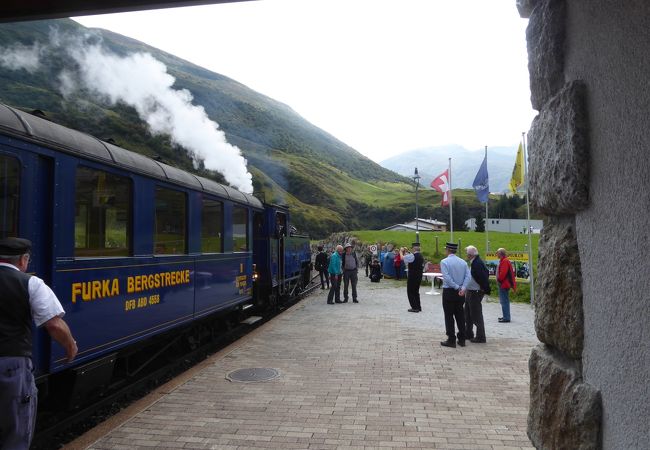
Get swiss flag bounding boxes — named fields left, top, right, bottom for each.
left=430, top=169, right=450, bottom=206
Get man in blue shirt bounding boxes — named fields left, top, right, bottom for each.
left=440, top=242, right=470, bottom=347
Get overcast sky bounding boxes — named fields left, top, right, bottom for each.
left=74, top=0, right=535, bottom=163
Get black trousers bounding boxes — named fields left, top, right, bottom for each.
left=442, top=288, right=466, bottom=341
left=464, top=290, right=486, bottom=340
left=407, top=276, right=422, bottom=310
left=318, top=269, right=329, bottom=289
left=327, top=274, right=341, bottom=303
left=343, top=270, right=358, bottom=301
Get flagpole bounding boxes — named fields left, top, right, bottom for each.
left=522, top=132, right=535, bottom=305
left=448, top=157, right=453, bottom=242
left=484, top=145, right=489, bottom=253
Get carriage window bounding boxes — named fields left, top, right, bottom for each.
left=75, top=167, right=131, bottom=257
left=0, top=156, right=20, bottom=239
left=154, top=187, right=186, bottom=255
left=232, top=206, right=248, bottom=252
left=201, top=198, right=223, bottom=253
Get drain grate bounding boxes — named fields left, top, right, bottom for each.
left=226, top=367, right=280, bottom=383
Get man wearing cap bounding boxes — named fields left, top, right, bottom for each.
left=403, top=242, right=424, bottom=312
left=440, top=242, right=471, bottom=347
left=0, top=237, right=77, bottom=449
left=342, top=243, right=359, bottom=303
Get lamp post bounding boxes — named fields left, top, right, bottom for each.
left=412, top=167, right=421, bottom=243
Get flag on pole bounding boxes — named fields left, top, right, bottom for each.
left=431, top=169, right=450, bottom=206
left=472, top=154, right=489, bottom=203
left=509, top=142, right=525, bottom=193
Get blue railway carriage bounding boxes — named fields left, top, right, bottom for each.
left=0, top=103, right=267, bottom=404
left=253, top=204, right=312, bottom=308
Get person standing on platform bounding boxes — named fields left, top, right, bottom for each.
left=403, top=242, right=424, bottom=312
left=440, top=242, right=471, bottom=348
left=393, top=248, right=402, bottom=280
left=342, top=243, right=359, bottom=303
left=362, top=246, right=372, bottom=277
left=369, top=257, right=382, bottom=282
left=496, top=248, right=516, bottom=323
left=464, top=245, right=490, bottom=343
left=0, top=237, right=78, bottom=450
left=314, top=245, right=330, bottom=290
left=327, top=244, right=344, bottom=304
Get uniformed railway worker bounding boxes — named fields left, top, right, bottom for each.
left=440, top=242, right=471, bottom=348
left=0, top=237, right=77, bottom=450
left=403, top=242, right=424, bottom=312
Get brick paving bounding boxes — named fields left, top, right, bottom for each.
left=86, top=275, right=537, bottom=450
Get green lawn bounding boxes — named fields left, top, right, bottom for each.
left=351, top=229, right=539, bottom=303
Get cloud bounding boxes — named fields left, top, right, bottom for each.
left=0, top=42, right=42, bottom=72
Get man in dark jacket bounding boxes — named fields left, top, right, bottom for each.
left=464, top=245, right=490, bottom=343
left=0, top=237, right=77, bottom=449
left=403, top=242, right=424, bottom=312
left=342, top=243, right=359, bottom=303
left=314, top=245, right=329, bottom=290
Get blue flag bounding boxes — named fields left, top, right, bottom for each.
left=472, top=154, right=489, bottom=203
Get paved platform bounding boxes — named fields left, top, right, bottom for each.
left=83, top=275, right=538, bottom=450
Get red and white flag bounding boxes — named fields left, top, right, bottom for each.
left=430, top=169, right=450, bottom=206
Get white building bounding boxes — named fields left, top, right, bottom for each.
left=383, top=218, right=447, bottom=232
left=465, top=217, right=544, bottom=234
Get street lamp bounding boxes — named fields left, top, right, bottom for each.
left=412, top=167, right=421, bottom=243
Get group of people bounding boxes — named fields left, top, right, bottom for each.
left=438, top=242, right=516, bottom=347
left=314, top=243, right=360, bottom=304
left=316, top=240, right=518, bottom=348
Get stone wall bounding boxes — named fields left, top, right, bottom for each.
left=519, top=0, right=602, bottom=448
left=521, top=0, right=650, bottom=447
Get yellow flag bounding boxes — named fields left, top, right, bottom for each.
left=509, top=143, right=525, bottom=193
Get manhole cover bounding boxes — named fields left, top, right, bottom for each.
left=226, top=367, right=280, bottom=383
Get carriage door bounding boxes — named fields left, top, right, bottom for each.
left=0, top=151, right=54, bottom=376
left=275, top=212, right=287, bottom=291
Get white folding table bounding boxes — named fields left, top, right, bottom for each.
left=423, top=272, right=443, bottom=295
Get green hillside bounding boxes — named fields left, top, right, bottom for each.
left=0, top=19, right=499, bottom=237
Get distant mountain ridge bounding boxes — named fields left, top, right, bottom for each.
left=381, top=145, right=518, bottom=193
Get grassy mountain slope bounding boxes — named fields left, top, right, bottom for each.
left=0, top=19, right=496, bottom=236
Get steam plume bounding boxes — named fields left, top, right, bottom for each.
left=0, top=42, right=42, bottom=73
left=2, top=29, right=253, bottom=193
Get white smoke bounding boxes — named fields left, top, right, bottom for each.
left=0, top=42, right=42, bottom=73
left=67, top=44, right=253, bottom=193
left=2, top=30, right=254, bottom=193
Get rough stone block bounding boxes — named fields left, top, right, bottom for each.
left=529, top=80, right=589, bottom=215
left=527, top=0, right=566, bottom=110
left=534, top=216, right=584, bottom=359
left=516, top=0, right=540, bottom=18
left=528, top=345, right=602, bottom=450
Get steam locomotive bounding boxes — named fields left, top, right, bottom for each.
left=0, top=102, right=311, bottom=406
